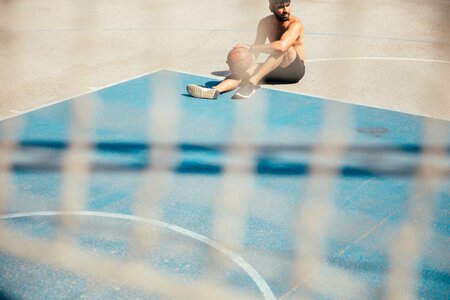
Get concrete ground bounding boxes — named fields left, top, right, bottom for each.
left=0, top=2, right=449, bottom=299
left=0, top=0, right=449, bottom=120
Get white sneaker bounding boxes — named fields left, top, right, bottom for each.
left=186, top=84, right=220, bottom=100
left=232, top=81, right=257, bottom=99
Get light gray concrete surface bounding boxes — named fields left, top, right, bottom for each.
left=1, top=0, right=449, bottom=120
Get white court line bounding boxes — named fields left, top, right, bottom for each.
left=168, top=68, right=448, bottom=121
left=0, top=68, right=164, bottom=122
left=2, top=29, right=447, bottom=45
left=305, top=57, right=450, bottom=64
left=0, top=210, right=276, bottom=300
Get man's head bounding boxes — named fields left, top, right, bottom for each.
left=269, top=0, right=291, bottom=22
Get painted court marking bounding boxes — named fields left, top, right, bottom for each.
left=1, top=69, right=448, bottom=299
left=306, top=56, right=450, bottom=64
left=0, top=210, right=276, bottom=300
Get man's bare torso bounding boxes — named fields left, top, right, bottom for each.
left=259, top=15, right=304, bottom=60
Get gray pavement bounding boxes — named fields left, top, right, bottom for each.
left=1, top=0, right=449, bottom=120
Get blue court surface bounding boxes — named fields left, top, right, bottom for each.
left=0, top=70, right=449, bottom=300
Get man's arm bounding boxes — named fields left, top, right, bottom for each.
left=233, top=18, right=268, bottom=57
left=252, top=20, right=302, bottom=54
left=251, top=19, right=268, bottom=59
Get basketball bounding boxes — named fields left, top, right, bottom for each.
left=226, top=47, right=253, bottom=73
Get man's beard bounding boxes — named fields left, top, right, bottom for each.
left=275, top=12, right=290, bottom=21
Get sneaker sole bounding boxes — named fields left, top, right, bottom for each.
left=232, top=89, right=255, bottom=99
left=186, top=84, right=219, bottom=100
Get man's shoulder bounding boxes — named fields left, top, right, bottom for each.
left=287, top=15, right=303, bottom=32
left=259, top=15, right=274, bottom=25
left=289, top=15, right=302, bottom=26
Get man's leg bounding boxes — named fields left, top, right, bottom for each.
left=212, top=77, right=241, bottom=93
left=186, top=63, right=260, bottom=99
left=250, top=46, right=297, bottom=85
left=233, top=47, right=297, bottom=99
left=186, top=76, right=241, bottom=99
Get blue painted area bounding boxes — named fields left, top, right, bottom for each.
left=78, top=236, right=129, bottom=258
left=0, top=253, right=160, bottom=300
left=0, top=70, right=449, bottom=299
left=18, top=101, right=71, bottom=142
left=244, top=216, right=295, bottom=253
left=328, top=240, right=389, bottom=274
left=10, top=172, right=62, bottom=212
left=225, top=269, right=267, bottom=298
left=334, top=177, right=411, bottom=220
left=433, top=186, right=450, bottom=236
left=4, top=216, right=57, bottom=239
left=162, top=200, right=214, bottom=236
left=261, top=89, right=324, bottom=145
left=87, top=173, right=141, bottom=214
left=353, top=104, right=425, bottom=145
left=149, top=241, right=210, bottom=279
left=0, top=253, right=87, bottom=300
left=175, top=144, right=224, bottom=175
left=95, top=76, right=152, bottom=143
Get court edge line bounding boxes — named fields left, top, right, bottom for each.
left=304, top=32, right=450, bottom=46
left=262, top=87, right=449, bottom=122
left=2, top=67, right=447, bottom=123
left=166, top=68, right=449, bottom=122
left=305, top=57, right=450, bottom=64
left=0, top=68, right=164, bottom=122
left=0, top=210, right=276, bottom=300
left=1, top=29, right=447, bottom=45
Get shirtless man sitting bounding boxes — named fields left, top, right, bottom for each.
left=187, top=0, right=305, bottom=100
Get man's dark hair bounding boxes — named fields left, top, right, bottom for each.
left=269, top=0, right=291, bottom=5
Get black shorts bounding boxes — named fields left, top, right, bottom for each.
left=263, top=55, right=305, bottom=84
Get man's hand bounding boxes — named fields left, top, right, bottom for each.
left=233, top=43, right=251, bottom=51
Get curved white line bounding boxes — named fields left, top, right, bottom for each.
left=0, top=210, right=276, bottom=300
left=305, top=57, right=450, bottom=64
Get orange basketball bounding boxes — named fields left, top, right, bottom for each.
left=226, top=47, right=253, bottom=73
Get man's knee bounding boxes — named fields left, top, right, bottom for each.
left=279, top=46, right=297, bottom=68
